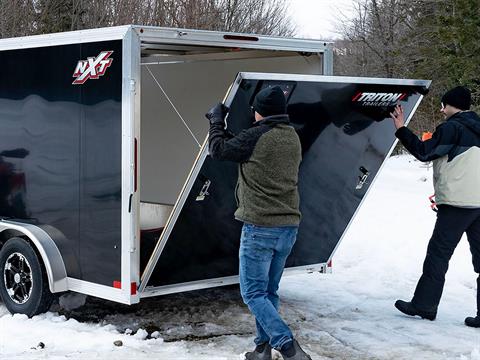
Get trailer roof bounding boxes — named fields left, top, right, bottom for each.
left=0, top=25, right=332, bottom=53
left=0, top=26, right=131, bottom=51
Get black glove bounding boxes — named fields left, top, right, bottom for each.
left=206, top=103, right=229, bottom=125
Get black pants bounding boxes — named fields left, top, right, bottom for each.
left=412, top=205, right=480, bottom=313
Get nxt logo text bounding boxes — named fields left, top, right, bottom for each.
left=72, top=51, right=113, bottom=85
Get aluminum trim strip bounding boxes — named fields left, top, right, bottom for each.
left=135, top=26, right=331, bottom=53
left=0, top=26, right=130, bottom=51
left=131, top=29, right=143, bottom=304
left=139, top=263, right=327, bottom=298
left=120, top=28, right=141, bottom=305
left=238, top=72, right=431, bottom=87
left=66, top=277, right=130, bottom=304
left=0, top=25, right=329, bottom=54
left=134, top=24, right=333, bottom=42
left=322, top=46, right=334, bottom=75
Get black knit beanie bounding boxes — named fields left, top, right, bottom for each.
left=441, top=86, right=471, bottom=110
left=252, top=86, right=287, bottom=117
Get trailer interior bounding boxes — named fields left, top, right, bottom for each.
left=138, top=40, right=326, bottom=278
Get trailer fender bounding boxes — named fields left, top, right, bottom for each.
left=0, top=220, right=68, bottom=293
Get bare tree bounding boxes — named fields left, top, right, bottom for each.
left=335, top=0, right=448, bottom=137
left=0, top=0, right=36, bottom=38
left=218, top=0, right=295, bottom=36
left=135, top=0, right=296, bottom=36
left=336, top=0, right=412, bottom=78
left=0, top=0, right=295, bottom=39
left=84, top=0, right=294, bottom=36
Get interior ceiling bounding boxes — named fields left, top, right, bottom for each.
left=140, top=44, right=316, bottom=64
left=141, top=43, right=238, bottom=55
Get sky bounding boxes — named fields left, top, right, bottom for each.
left=287, top=0, right=356, bottom=40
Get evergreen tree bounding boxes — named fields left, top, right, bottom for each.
left=35, top=0, right=76, bottom=33
left=337, top=0, right=480, bottom=134
left=413, top=0, right=480, bottom=110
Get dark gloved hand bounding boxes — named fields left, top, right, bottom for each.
left=206, top=103, right=229, bottom=125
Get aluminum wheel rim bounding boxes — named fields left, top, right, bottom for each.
left=3, top=252, right=33, bottom=304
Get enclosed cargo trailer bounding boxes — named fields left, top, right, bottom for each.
left=0, top=25, right=430, bottom=316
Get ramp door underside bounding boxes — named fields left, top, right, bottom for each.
left=144, top=73, right=430, bottom=288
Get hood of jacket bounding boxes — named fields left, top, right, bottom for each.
left=448, top=111, right=480, bottom=136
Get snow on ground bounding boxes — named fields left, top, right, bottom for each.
left=1, top=155, right=479, bottom=359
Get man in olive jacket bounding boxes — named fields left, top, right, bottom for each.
left=206, top=86, right=312, bottom=360
left=391, top=86, right=480, bottom=328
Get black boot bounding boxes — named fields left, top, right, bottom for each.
left=465, top=276, right=480, bottom=328
left=279, top=339, right=312, bottom=360
left=245, top=342, right=272, bottom=360
left=394, top=300, right=437, bottom=321
left=465, top=316, right=480, bottom=328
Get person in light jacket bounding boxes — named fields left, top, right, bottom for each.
left=391, top=86, right=480, bottom=327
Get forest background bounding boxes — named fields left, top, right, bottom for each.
left=0, top=0, right=478, bottom=135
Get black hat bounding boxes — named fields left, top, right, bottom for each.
left=441, top=86, right=471, bottom=110
left=252, top=86, right=287, bottom=117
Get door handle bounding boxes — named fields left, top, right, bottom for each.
left=356, top=166, right=370, bottom=190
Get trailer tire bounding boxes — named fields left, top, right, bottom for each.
left=0, top=237, right=54, bottom=317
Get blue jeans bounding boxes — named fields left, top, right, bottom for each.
left=239, top=223, right=298, bottom=349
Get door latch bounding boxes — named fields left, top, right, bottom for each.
left=356, top=166, right=370, bottom=190
left=196, top=179, right=211, bottom=201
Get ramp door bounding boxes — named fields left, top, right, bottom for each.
left=142, top=73, right=430, bottom=290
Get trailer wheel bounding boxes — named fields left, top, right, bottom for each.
left=0, top=237, right=54, bottom=317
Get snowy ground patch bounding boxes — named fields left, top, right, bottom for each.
left=0, top=155, right=479, bottom=359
